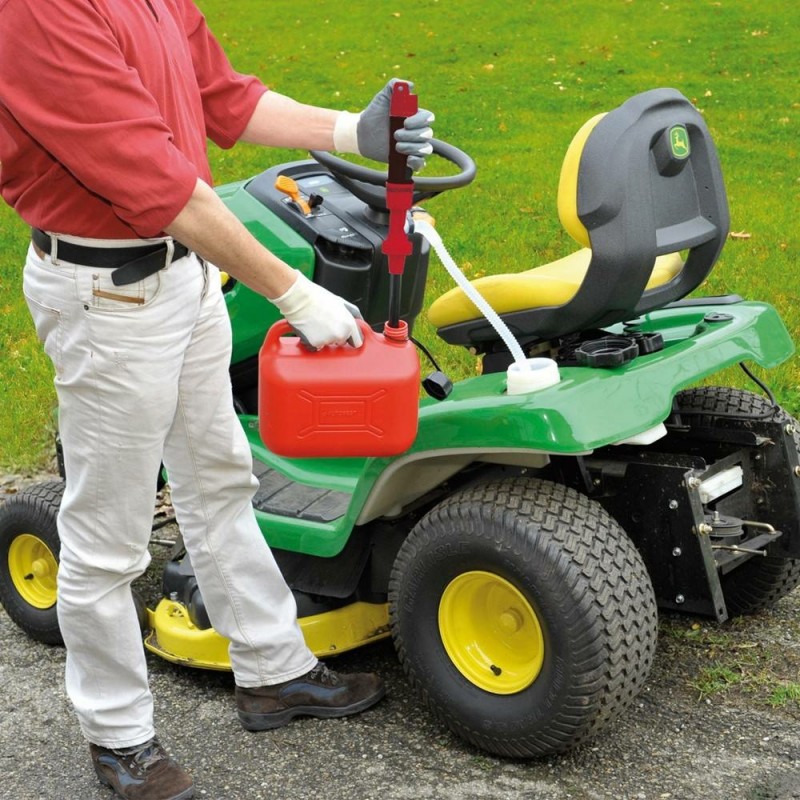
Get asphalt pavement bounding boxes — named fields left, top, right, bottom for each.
left=1, top=480, right=800, bottom=800
left=4, top=597, right=800, bottom=800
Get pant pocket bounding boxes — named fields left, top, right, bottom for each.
left=201, top=259, right=223, bottom=300
left=79, top=268, right=163, bottom=313
left=23, top=292, right=63, bottom=376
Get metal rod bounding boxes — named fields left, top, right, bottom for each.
left=710, top=544, right=768, bottom=556
left=741, top=520, right=779, bottom=534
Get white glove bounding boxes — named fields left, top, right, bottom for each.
left=269, top=270, right=363, bottom=349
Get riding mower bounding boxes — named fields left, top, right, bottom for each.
left=1, top=87, right=798, bottom=759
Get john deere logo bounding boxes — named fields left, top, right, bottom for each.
left=670, top=125, right=690, bottom=159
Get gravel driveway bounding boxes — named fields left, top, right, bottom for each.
left=2, top=475, right=799, bottom=800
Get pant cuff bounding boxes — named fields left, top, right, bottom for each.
left=234, top=653, right=318, bottom=689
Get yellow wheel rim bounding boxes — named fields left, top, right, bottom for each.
left=438, top=570, right=544, bottom=695
left=8, top=534, right=58, bottom=609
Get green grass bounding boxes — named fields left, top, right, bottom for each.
left=767, top=681, right=800, bottom=708
left=692, top=663, right=745, bottom=699
left=665, top=617, right=800, bottom=709
left=1, top=0, right=798, bottom=470
left=692, top=661, right=800, bottom=709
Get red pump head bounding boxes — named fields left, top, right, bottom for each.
left=381, top=81, right=419, bottom=334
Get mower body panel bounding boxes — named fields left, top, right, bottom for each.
left=216, top=180, right=315, bottom=365
left=243, top=299, right=794, bottom=558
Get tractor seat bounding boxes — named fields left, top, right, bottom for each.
left=427, top=248, right=684, bottom=329
left=430, top=88, right=729, bottom=348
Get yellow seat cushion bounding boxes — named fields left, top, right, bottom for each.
left=427, top=249, right=684, bottom=329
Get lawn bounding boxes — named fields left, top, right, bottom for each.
left=1, top=0, right=797, bottom=471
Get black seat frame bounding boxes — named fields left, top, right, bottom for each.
left=437, top=88, right=730, bottom=348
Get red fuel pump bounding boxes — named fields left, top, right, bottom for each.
left=258, top=82, right=421, bottom=457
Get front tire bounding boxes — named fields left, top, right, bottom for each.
left=0, top=480, right=65, bottom=644
left=389, top=477, right=658, bottom=758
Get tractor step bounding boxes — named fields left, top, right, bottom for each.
left=252, top=459, right=350, bottom=522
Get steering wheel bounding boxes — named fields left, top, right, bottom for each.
left=308, top=138, right=477, bottom=211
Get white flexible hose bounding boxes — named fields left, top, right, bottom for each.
left=415, top=219, right=530, bottom=369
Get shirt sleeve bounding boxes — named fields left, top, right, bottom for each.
left=0, top=0, right=198, bottom=237
left=177, top=0, right=269, bottom=149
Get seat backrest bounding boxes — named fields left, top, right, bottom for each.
left=432, top=88, right=730, bottom=349
left=549, top=87, right=729, bottom=335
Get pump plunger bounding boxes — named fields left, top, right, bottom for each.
left=381, top=81, right=418, bottom=331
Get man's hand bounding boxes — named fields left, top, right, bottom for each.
left=269, top=270, right=363, bottom=349
left=333, top=79, right=434, bottom=171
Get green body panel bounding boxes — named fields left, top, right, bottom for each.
left=216, top=180, right=315, bottom=364
left=409, top=302, right=793, bottom=454
left=242, top=300, right=794, bottom=558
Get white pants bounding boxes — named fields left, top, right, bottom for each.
left=23, top=242, right=316, bottom=748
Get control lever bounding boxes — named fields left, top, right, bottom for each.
left=274, top=175, right=311, bottom=216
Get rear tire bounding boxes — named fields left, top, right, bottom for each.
left=0, top=480, right=65, bottom=644
left=389, top=477, right=658, bottom=758
left=673, top=386, right=800, bottom=615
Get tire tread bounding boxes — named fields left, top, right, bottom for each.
left=0, top=480, right=65, bottom=645
left=390, top=477, right=658, bottom=757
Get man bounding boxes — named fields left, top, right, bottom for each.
left=0, top=1, right=434, bottom=798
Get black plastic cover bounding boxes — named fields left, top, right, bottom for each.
left=438, top=88, right=730, bottom=348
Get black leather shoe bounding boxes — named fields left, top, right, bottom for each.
left=236, top=662, right=385, bottom=731
left=90, top=738, right=194, bottom=800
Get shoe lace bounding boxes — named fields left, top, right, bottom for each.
left=308, top=662, right=341, bottom=686
left=134, top=744, right=167, bottom=771
left=114, top=739, right=168, bottom=772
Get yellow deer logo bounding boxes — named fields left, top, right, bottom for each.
left=670, top=126, right=690, bottom=159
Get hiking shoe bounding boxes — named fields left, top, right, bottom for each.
left=236, top=662, right=385, bottom=731
left=90, top=738, right=194, bottom=800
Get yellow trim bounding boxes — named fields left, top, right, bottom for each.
left=428, top=249, right=684, bottom=328
left=438, top=571, right=544, bottom=695
left=557, top=112, right=606, bottom=248
left=8, top=533, right=58, bottom=610
left=144, top=599, right=391, bottom=671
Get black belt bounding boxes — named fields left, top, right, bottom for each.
left=32, top=228, right=189, bottom=286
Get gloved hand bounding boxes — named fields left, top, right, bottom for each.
left=269, top=270, right=363, bottom=349
left=333, top=78, right=434, bottom=171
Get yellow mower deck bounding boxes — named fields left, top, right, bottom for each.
left=144, top=599, right=390, bottom=670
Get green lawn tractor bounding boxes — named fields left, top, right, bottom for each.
left=1, top=88, right=798, bottom=759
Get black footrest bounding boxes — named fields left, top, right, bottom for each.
left=252, top=459, right=351, bottom=523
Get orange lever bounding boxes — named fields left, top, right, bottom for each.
left=275, top=175, right=311, bottom=216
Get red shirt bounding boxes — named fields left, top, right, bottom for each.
left=0, top=0, right=267, bottom=238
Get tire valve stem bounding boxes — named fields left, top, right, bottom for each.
left=490, top=664, right=502, bottom=676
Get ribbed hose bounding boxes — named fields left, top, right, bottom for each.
left=415, top=220, right=529, bottom=370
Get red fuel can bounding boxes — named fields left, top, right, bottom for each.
left=258, top=320, right=420, bottom=458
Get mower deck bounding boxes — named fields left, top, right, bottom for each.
left=144, top=600, right=390, bottom=671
